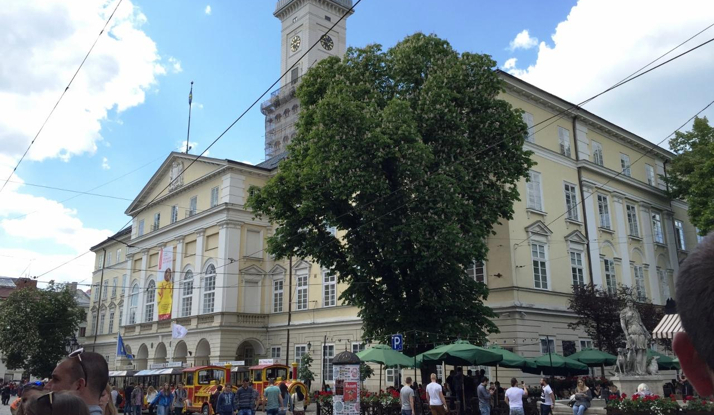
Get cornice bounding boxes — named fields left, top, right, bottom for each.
left=580, top=177, right=672, bottom=213
left=274, top=0, right=353, bottom=20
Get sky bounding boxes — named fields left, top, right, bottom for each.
left=1, top=0, right=714, bottom=286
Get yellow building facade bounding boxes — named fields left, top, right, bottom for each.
left=83, top=0, right=702, bottom=388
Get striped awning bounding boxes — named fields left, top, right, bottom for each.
left=653, top=314, right=683, bottom=339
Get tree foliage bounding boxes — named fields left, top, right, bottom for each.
left=298, top=353, right=316, bottom=386
left=248, top=34, right=534, bottom=347
left=0, top=282, right=85, bottom=378
left=359, top=362, right=374, bottom=383
left=663, top=116, right=714, bottom=235
left=568, top=284, right=664, bottom=355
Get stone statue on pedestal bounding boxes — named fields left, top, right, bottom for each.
left=620, top=297, right=651, bottom=375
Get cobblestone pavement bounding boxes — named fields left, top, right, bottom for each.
left=0, top=401, right=11, bottom=415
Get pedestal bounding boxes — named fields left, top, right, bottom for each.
left=610, top=374, right=671, bottom=397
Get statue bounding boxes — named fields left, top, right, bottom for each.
left=169, top=160, right=184, bottom=191
left=620, top=297, right=651, bottom=375
left=647, top=356, right=659, bottom=375
left=616, top=348, right=627, bottom=374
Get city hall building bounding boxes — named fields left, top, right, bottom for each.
left=83, top=0, right=701, bottom=388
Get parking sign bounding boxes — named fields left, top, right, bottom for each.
left=391, top=334, right=403, bottom=351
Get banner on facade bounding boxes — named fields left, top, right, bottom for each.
left=157, top=247, right=174, bottom=320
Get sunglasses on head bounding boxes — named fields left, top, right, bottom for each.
left=68, top=348, right=88, bottom=383
left=39, top=391, right=54, bottom=406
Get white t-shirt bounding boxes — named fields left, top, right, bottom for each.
left=426, top=382, right=443, bottom=406
left=542, top=384, right=553, bottom=406
left=505, top=387, right=525, bottom=408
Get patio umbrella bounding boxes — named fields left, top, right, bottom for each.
left=356, top=344, right=415, bottom=391
left=530, top=353, right=589, bottom=376
left=420, top=340, right=503, bottom=367
left=484, top=345, right=539, bottom=381
left=648, top=350, right=680, bottom=371
left=568, top=349, right=617, bottom=367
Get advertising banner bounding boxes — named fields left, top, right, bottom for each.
left=157, top=247, right=174, bottom=320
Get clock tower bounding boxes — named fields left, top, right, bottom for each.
left=261, top=0, right=354, bottom=160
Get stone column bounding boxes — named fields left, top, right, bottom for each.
left=638, top=204, right=662, bottom=304
left=221, top=172, right=246, bottom=205
left=135, top=250, right=149, bottom=323
left=663, top=211, right=681, bottom=279
left=121, top=254, right=134, bottom=326
left=611, top=193, right=633, bottom=287
left=192, top=229, right=205, bottom=315
left=171, top=236, right=185, bottom=320
left=218, top=220, right=242, bottom=313
left=582, top=184, right=603, bottom=286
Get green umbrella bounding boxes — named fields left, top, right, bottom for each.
left=569, top=349, right=617, bottom=367
left=356, top=344, right=415, bottom=367
left=648, top=350, right=680, bottom=370
left=530, top=353, right=589, bottom=376
left=486, top=345, right=531, bottom=368
left=421, top=340, right=503, bottom=366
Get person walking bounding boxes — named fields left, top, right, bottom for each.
left=249, top=382, right=260, bottom=415
left=216, top=384, right=237, bottom=415
left=146, top=386, right=157, bottom=415
left=426, top=373, right=447, bottom=415
left=263, top=379, right=283, bottom=415
left=572, top=379, right=592, bottom=415
left=171, top=383, right=187, bottom=415
left=278, top=383, right=291, bottom=415
left=291, top=388, right=306, bottom=415
left=150, top=384, right=172, bottom=415
left=400, top=377, right=416, bottom=415
left=131, top=383, right=143, bottom=415
left=2, top=382, right=10, bottom=405
left=211, top=385, right=223, bottom=415
left=477, top=377, right=494, bottom=415
left=236, top=379, right=254, bottom=415
left=504, top=378, right=528, bottom=415
left=540, top=378, right=554, bottom=415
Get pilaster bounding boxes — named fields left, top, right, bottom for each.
left=192, top=229, right=206, bottom=315
left=611, top=193, right=633, bottom=287
left=663, top=212, right=681, bottom=282
left=582, top=184, right=603, bottom=286
left=171, top=237, right=185, bottom=320
left=574, top=119, right=590, bottom=161
left=218, top=220, right=242, bottom=313
left=135, top=250, right=149, bottom=324
left=221, top=172, right=246, bottom=205
left=638, top=204, right=662, bottom=304
left=121, top=254, right=134, bottom=326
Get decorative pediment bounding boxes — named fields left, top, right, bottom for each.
left=241, top=265, right=266, bottom=283
left=525, top=220, right=553, bottom=238
left=293, top=260, right=312, bottom=272
left=269, top=264, right=287, bottom=276
left=564, top=230, right=588, bottom=245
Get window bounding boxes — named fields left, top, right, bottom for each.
left=558, top=127, right=571, bottom=157
left=181, top=270, right=193, bottom=317
left=466, top=260, right=486, bottom=283
left=324, top=344, right=335, bottom=381
left=102, top=281, right=108, bottom=300
left=116, top=249, right=121, bottom=263
left=203, top=264, right=216, bottom=313
left=189, top=196, right=197, bottom=217
left=171, top=205, right=179, bottom=224
left=122, top=274, right=127, bottom=295
left=570, top=251, right=585, bottom=286
left=291, top=68, right=299, bottom=85
left=245, top=230, right=262, bottom=257
left=592, top=141, right=604, bottom=166
left=675, top=220, right=686, bottom=250
left=696, top=228, right=704, bottom=244
left=324, top=14, right=331, bottom=22
left=90, top=312, right=97, bottom=335
left=144, top=280, right=156, bottom=322
left=111, top=277, right=117, bottom=298
left=634, top=265, right=646, bottom=301
left=658, top=268, right=671, bottom=302
left=296, top=273, right=308, bottom=311
left=153, top=213, right=160, bottom=231
left=323, top=271, right=336, bottom=307
left=540, top=337, right=555, bottom=355
left=604, top=259, right=617, bottom=295
left=273, top=279, right=284, bottom=313
left=562, top=340, right=576, bottom=357
left=129, top=283, right=139, bottom=324
left=79, top=327, right=87, bottom=337
left=106, top=253, right=112, bottom=267
left=597, top=195, right=611, bottom=229
left=352, top=343, right=365, bottom=354
left=620, top=154, right=631, bottom=177
left=522, top=112, right=535, bottom=143
left=138, top=219, right=145, bottom=236
left=386, top=368, right=397, bottom=383
left=531, top=243, right=548, bottom=290
left=295, top=345, right=307, bottom=367
left=118, top=308, right=123, bottom=328
left=626, top=205, right=639, bottom=237
left=108, top=311, right=115, bottom=334
left=94, top=284, right=100, bottom=301
left=652, top=212, right=664, bottom=244
left=210, top=186, right=219, bottom=208
left=579, top=339, right=593, bottom=351
left=271, top=347, right=281, bottom=359
left=99, top=310, right=106, bottom=334
left=645, top=164, right=656, bottom=186
left=526, top=171, right=543, bottom=211
left=564, top=183, right=579, bottom=221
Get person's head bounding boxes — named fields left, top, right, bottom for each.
left=147, top=386, right=156, bottom=394
left=129, top=383, right=134, bottom=387
left=449, top=370, right=455, bottom=376
left=467, top=370, right=472, bottom=376
left=480, top=369, right=485, bottom=376
left=456, top=367, right=463, bottom=374
left=25, top=391, right=90, bottom=415
left=577, top=379, right=587, bottom=391
left=18, top=384, right=44, bottom=414
left=216, top=385, right=223, bottom=392
left=430, top=373, right=437, bottom=382
left=404, top=377, right=412, bottom=386
left=279, top=382, right=288, bottom=395
left=540, top=378, right=548, bottom=387
left=242, top=378, right=249, bottom=388
left=495, top=381, right=500, bottom=387
left=268, top=378, right=275, bottom=386
left=611, top=384, right=618, bottom=391
left=673, top=233, right=714, bottom=396
left=510, top=378, right=517, bottom=387
left=163, top=383, right=170, bottom=393
left=164, top=268, right=172, bottom=282
left=636, top=384, right=650, bottom=393
left=178, top=383, right=184, bottom=390
left=102, top=384, right=117, bottom=415
left=296, top=387, right=304, bottom=401
left=481, top=377, right=489, bottom=386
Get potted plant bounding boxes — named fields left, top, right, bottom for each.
left=606, top=393, right=681, bottom=415
left=684, top=396, right=714, bottom=414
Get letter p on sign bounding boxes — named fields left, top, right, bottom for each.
left=391, top=334, right=403, bottom=351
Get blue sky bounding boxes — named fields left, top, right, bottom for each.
left=2, top=0, right=714, bottom=282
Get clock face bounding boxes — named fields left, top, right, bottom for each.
left=321, top=35, right=334, bottom=51
left=290, top=36, right=301, bottom=52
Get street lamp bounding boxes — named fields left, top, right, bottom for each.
left=307, top=341, right=312, bottom=352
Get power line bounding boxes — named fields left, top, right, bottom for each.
left=0, top=0, right=125, bottom=196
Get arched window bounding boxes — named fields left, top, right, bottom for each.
left=144, top=280, right=156, bottom=322
left=129, top=283, right=139, bottom=324
left=181, top=270, right=193, bottom=317
left=203, top=264, right=216, bottom=313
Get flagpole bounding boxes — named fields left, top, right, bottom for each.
left=186, top=81, right=194, bottom=154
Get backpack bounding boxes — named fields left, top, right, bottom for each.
left=116, top=393, right=124, bottom=407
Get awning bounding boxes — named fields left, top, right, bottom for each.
left=135, top=369, right=161, bottom=376
left=653, top=314, right=684, bottom=339
left=108, top=371, right=134, bottom=377
left=157, top=368, right=183, bottom=375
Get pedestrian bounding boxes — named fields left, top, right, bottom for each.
left=250, top=381, right=260, bottom=415
left=291, top=387, right=306, bottom=415
left=426, top=373, right=447, bottom=415
left=400, top=377, right=416, bottom=415
left=263, top=378, right=283, bottom=415
left=216, top=384, right=237, bottom=415
left=150, top=384, right=172, bottom=415
left=45, top=349, right=109, bottom=415
left=540, top=378, right=554, bottom=415
left=278, top=382, right=291, bottom=415
left=130, top=383, right=143, bottom=415
left=2, top=382, right=11, bottom=405
left=477, top=376, right=494, bottom=415
left=237, top=379, right=254, bottom=415
left=110, top=386, right=119, bottom=409
left=124, top=383, right=134, bottom=412
left=211, top=385, right=223, bottom=414
left=25, top=391, right=91, bottom=415
left=146, top=386, right=157, bottom=415
left=172, top=383, right=187, bottom=415
left=101, top=384, right=118, bottom=415
left=504, top=378, right=528, bottom=415
left=572, top=380, right=591, bottom=415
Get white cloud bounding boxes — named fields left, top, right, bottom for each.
left=508, top=29, right=538, bottom=51
left=192, top=102, right=203, bottom=110
left=503, top=58, right=518, bottom=70
left=0, top=0, right=172, bottom=162
left=205, top=5, right=211, bottom=15
left=101, top=156, right=110, bottom=170
left=168, top=56, right=182, bottom=73
left=506, top=0, right=714, bottom=145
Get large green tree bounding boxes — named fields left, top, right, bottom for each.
left=247, top=34, right=534, bottom=348
left=663, top=116, right=714, bottom=235
left=0, top=282, right=85, bottom=378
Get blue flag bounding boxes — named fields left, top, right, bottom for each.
left=117, top=334, right=133, bottom=359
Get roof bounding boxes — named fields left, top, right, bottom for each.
left=90, top=226, right=132, bottom=252
left=0, top=277, right=17, bottom=288
left=182, top=365, right=224, bottom=372
left=275, top=0, right=353, bottom=16
left=653, top=314, right=683, bottom=339
left=248, top=364, right=288, bottom=370
left=255, top=152, right=288, bottom=170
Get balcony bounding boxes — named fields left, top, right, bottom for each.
left=260, top=77, right=302, bottom=115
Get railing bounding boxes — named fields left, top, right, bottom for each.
left=140, top=323, right=153, bottom=332
left=198, top=315, right=215, bottom=326
left=260, top=77, right=302, bottom=114
left=234, top=313, right=268, bottom=327
left=158, top=321, right=171, bottom=330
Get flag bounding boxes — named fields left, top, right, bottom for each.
left=117, top=334, right=132, bottom=359
left=188, top=82, right=193, bottom=105
left=172, top=323, right=188, bottom=339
